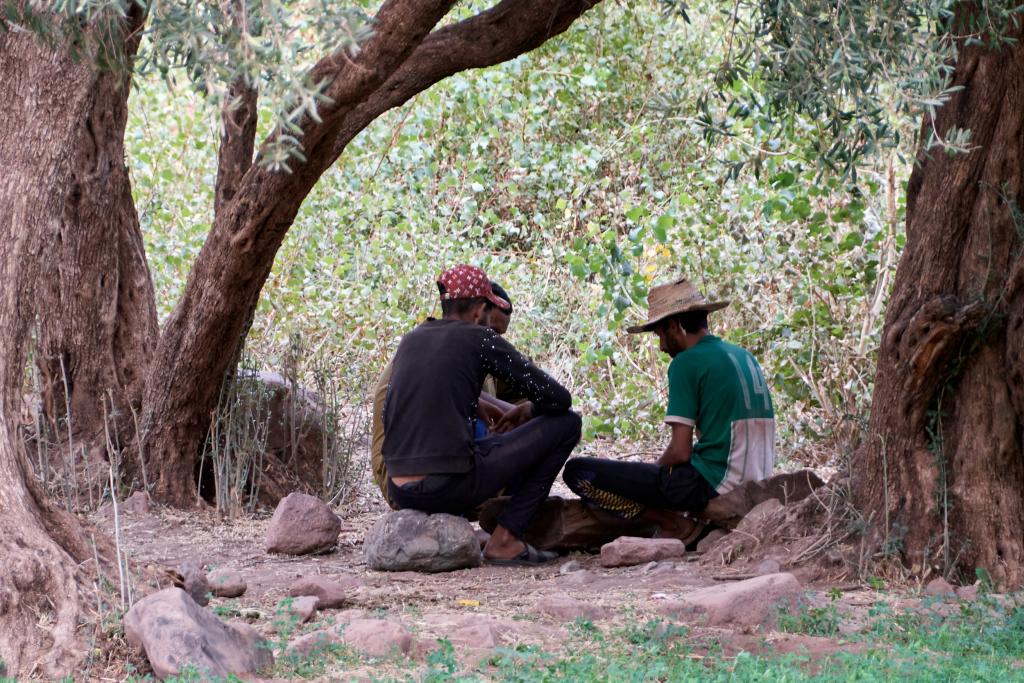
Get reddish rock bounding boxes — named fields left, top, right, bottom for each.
left=123, top=588, right=273, bottom=680
left=340, top=619, right=413, bottom=657
left=209, top=569, right=247, bottom=598
left=956, top=584, right=979, bottom=602
left=702, top=470, right=824, bottom=528
left=925, top=577, right=956, bottom=598
left=122, top=491, right=152, bottom=515
left=600, top=537, right=686, bottom=568
left=445, top=616, right=514, bottom=650
left=175, top=560, right=211, bottom=607
left=666, top=573, right=803, bottom=629
left=283, top=596, right=319, bottom=624
left=285, top=629, right=342, bottom=659
left=696, top=529, right=729, bottom=553
left=265, top=492, right=341, bottom=555
left=735, top=499, right=784, bottom=534
left=287, top=576, right=357, bottom=609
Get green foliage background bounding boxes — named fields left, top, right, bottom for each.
left=128, top=0, right=913, bottom=463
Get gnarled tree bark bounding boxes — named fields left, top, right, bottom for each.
left=23, top=3, right=157, bottom=492
left=856, top=17, right=1024, bottom=587
left=0, top=18, right=120, bottom=675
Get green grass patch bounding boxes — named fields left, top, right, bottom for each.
left=377, top=595, right=1024, bottom=682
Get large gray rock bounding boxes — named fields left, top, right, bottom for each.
left=265, top=492, right=341, bottom=555
left=600, top=537, right=686, bottom=568
left=364, top=510, right=480, bottom=572
left=123, top=588, right=273, bottom=680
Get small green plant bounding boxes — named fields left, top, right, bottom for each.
left=568, top=617, right=600, bottom=639
left=778, top=593, right=843, bottom=636
left=273, top=638, right=357, bottom=679
left=423, top=638, right=459, bottom=683
left=866, top=575, right=886, bottom=590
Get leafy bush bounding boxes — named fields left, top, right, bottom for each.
left=129, top=0, right=913, bottom=464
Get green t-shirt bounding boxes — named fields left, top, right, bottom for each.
left=665, top=335, right=775, bottom=493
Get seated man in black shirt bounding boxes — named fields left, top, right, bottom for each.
left=383, top=264, right=581, bottom=565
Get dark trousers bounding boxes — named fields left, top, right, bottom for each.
left=388, top=411, right=582, bottom=538
left=562, top=457, right=717, bottom=520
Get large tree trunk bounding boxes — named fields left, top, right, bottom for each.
left=857, top=21, right=1024, bottom=587
left=17, top=4, right=157, bottom=494
left=0, top=23, right=119, bottom=677
left=141, top=0, right=603, bottom=506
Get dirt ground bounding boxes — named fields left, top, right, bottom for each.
left=85, top=451, right=906, bottom=682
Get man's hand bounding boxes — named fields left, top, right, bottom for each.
left=657, top=422, right=694, bottom=467
left=493, top=402, right=534, bottom=433
left=478, top=399, right=505, bottom=430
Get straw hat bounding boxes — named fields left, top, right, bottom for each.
left=626, top=278, right=729, bottom=334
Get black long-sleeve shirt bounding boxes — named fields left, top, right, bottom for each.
left=382, top=318, right=572, bottom=476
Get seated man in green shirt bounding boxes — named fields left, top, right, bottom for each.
left=563, top=278, right=775, bottom=545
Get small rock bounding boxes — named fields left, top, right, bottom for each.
left=287, top=576, right=357, bottom=609
left=600, top=537, right=686, bottom=568
left=696, top=528, right=729, bottom=553
left=266, top=492, right=341, bottom=555
left=755, top=559, right=781, bottom=575
left=641, top=561, right=660, bottom=574
left=364, top=509, right=480, bottom=573
left=925, top=577, right=956, bottom=599
left=282, top=596, right=319, bottom=624
left=446, top=615, right=513, bottom=650
left=176, top=560, right=211, bottom=607
left=534, top=594, right=608, bottom=622
left=735, top=499, right=784, bottom=534
left=123, top=588, right=273, bottom=680
left=956, top=584, right=979, bottom=602
left=559, top=560, right=582, bottom=575
left=340, top=619, right=413, bottom=657
left=122, top=491, right=151, bottom=515
left=285, top=629, right=342, bottom=659
left=209, top=570, right=247, bottom=598
left=666, top=573, right=803, bottom=629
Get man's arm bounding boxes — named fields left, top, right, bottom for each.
left=481, top=330, right=571, bottom=414
left=657, top=422, right=694, bottom=467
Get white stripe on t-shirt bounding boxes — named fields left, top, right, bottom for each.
left=718, top=418, right=775, bottom=493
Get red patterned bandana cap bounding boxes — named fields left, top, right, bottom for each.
left=437, top=264, right=511, bottom=311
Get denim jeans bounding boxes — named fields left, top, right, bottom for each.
left=388, top=411, right=582, bottom=538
